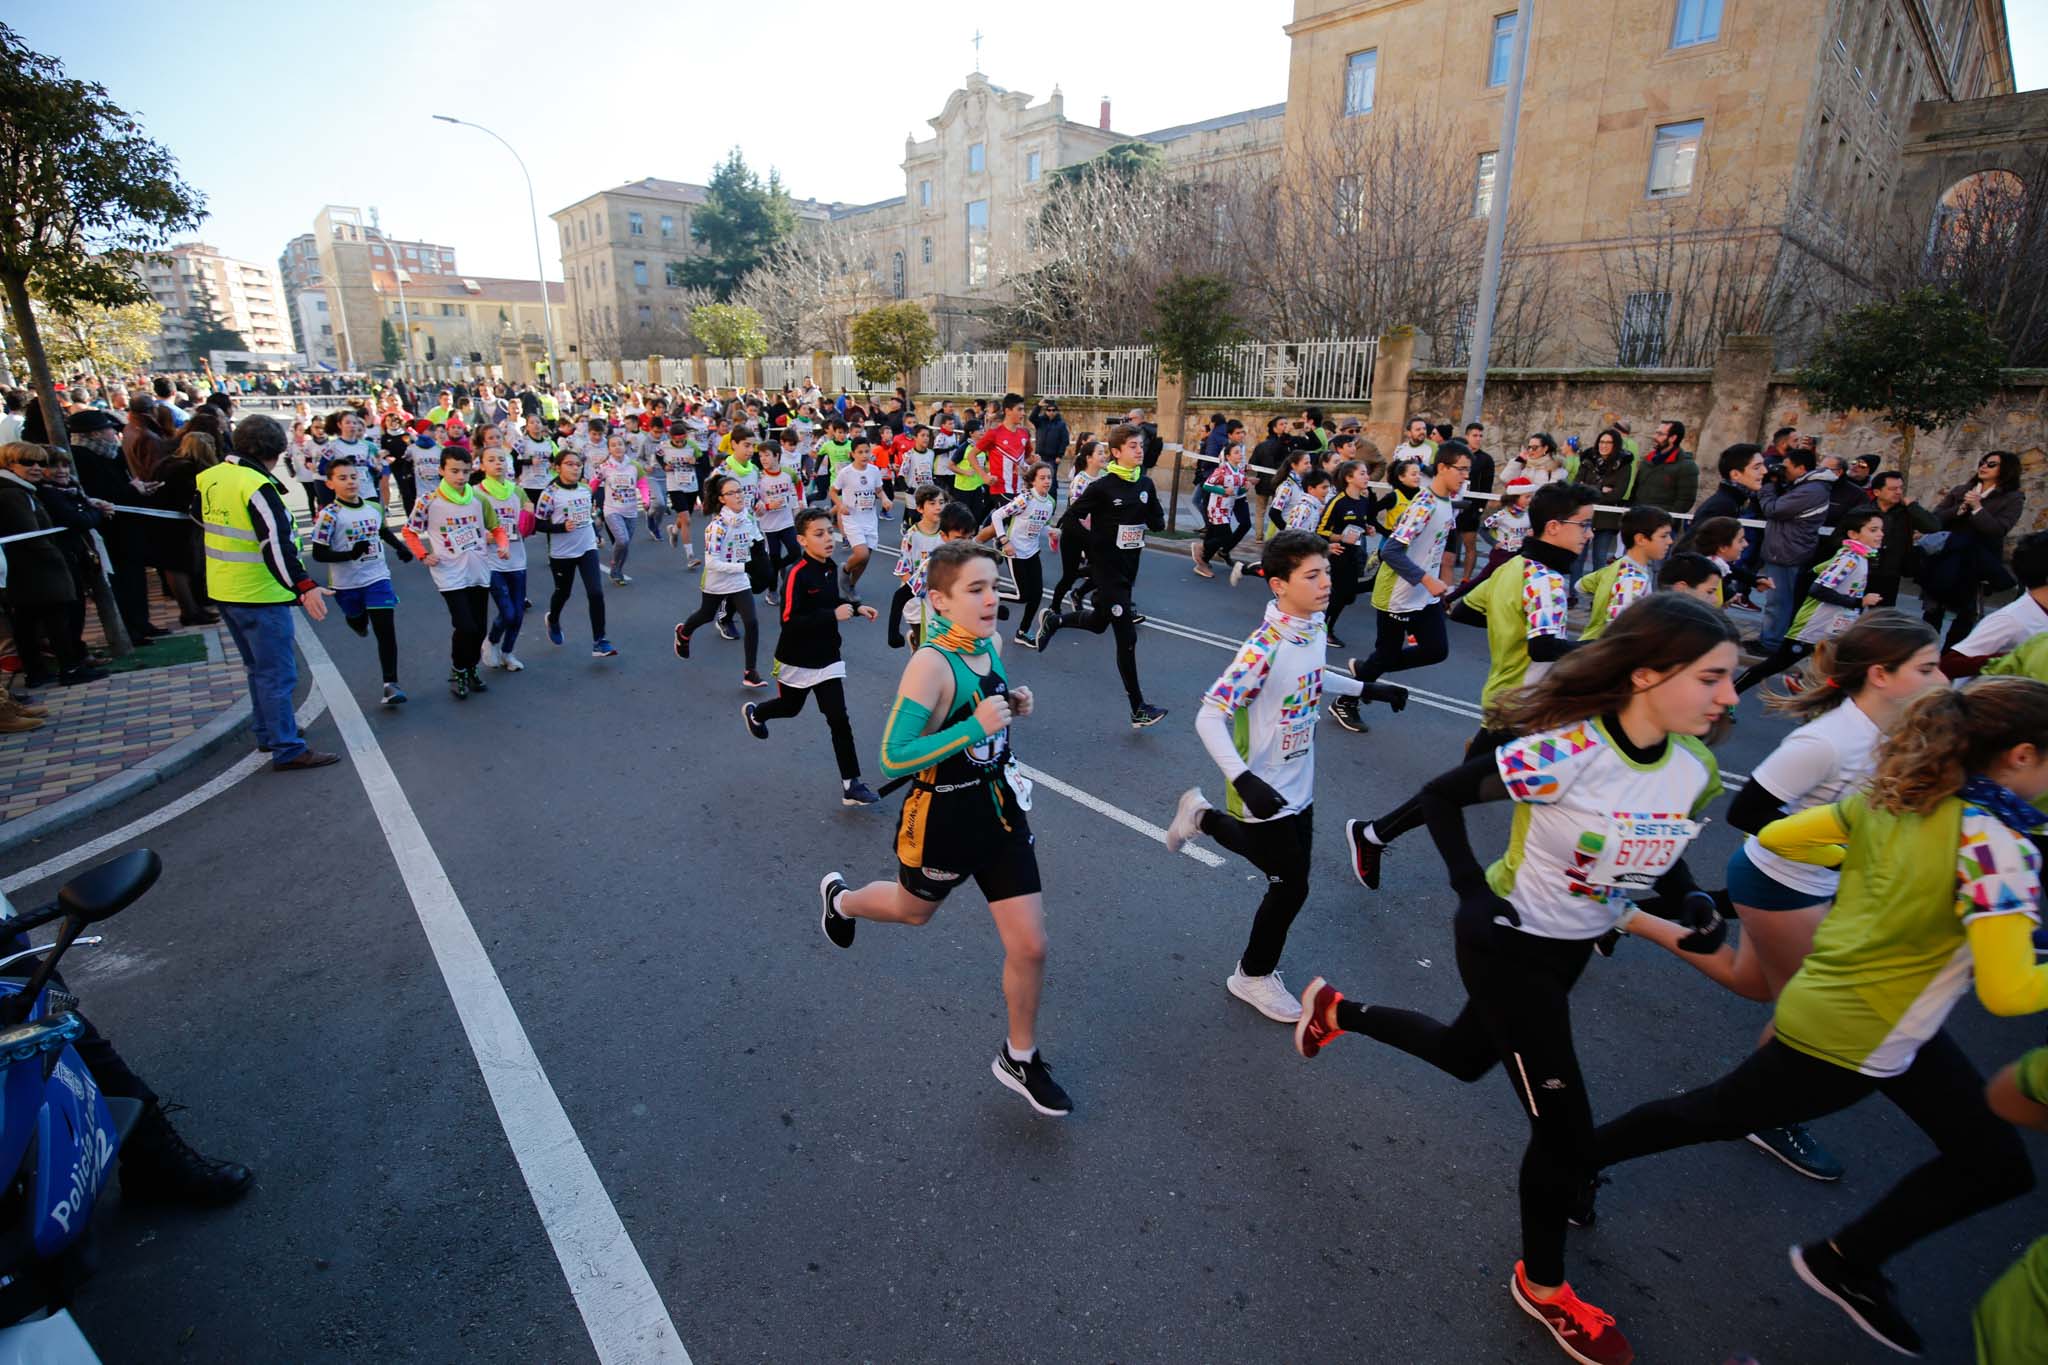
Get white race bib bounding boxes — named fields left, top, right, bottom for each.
left=1115, top=524, right=1144, bottom=550
left=853, top=492, right=876, bottom=513
left=1580, top=813, right=1699, bottom=890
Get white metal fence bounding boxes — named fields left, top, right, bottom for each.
left=703, top=357, right=737, bottom=389
left=829, top=355, right=860, bottom=391
left=620, top=360, right=649, bottom=385
left=917, top=351, right=1008, bottom=395
left=1036, top=346, right=1160, bottom=401
left=1191, top=339, right=1379, bottom=403
left=760, top=356, right=811, bottom=390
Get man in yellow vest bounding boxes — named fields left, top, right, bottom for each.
left=195, top=415, right=338, bottom=770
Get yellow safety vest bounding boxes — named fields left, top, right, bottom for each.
left=197, top=461, right=297, bottom=604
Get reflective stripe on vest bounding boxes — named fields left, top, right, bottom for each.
left=196, top=462, right=297, bottom=603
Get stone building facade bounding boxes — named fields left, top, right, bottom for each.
left=278, top=208, right=462, bottom=372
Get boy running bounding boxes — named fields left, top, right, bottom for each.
left=475, top=445, right=531, bottom=672
left=404, top=445, right=509, bottom=699
left=1576, top=505, right=1672, bottom=641
left=832, top=437, right=885, bottom=597
left=309, top=457, right=413, bottom=706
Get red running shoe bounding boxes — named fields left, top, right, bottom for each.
left=1510, top=1262, right=1634, bottom=1365
left=1294, top=977, right=1343, bottom=1058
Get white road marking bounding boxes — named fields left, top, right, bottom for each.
left=3, top=695, right=328, bottom=895
left=1016, top=762, right=1227, bottom=869
left=295, top=629, right=688, bottom=1365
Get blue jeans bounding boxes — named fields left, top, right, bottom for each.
left=217, top=602, right=305, bottom=765
left=1758, top=560, right=1802, bottom=650
left=487, top=568, right=528, bottom=654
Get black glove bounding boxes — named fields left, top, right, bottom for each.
left=392, top=543, right=415, bottom=563
left=1455, top=887, right=1520, bottom=937
left=1675, top=890, right=1728, bottom=955
left=351, top=540, right=376, bottom=559
left=1230, top=771, right=1286, bottom=820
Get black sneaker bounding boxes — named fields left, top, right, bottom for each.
left=449, top=668, right=469, bottom=700
left=718, top=617, right=741, bottom=642
left=1330, top=698, right=1367, bottom=734
left=1035, top=612, right=1062, bottom=650
left=1326, top=631, right=1345, bottom=649
left=841, top=780, right=880, bottom=807
left=465, top=667, right=488, bottom=693
left=1567, top=1173, right=1608, bottom=1228
left=1130, top=704, right=1169, bottom=729
left=743, top=702, right=768, bottom=740
left=1366, top=679, right=1409, bottom=712
left=991, top=1048, right=1072, bottom=1117
left=1346, top=818, right=1384, bottom=890
left=818, top=872, right=855, bottom=948
left=673, top=625, right=691, bottom=660
left=1790, top=1240, right=1922, bottom=1357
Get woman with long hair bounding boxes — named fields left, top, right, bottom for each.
left=1500, top=431, right=1564, bottom=488
left=1295, top=592, right=1739, bottom=1365
left=1922, top=449, right=2026, bottom=647
left=1588, top=676, right=2048, bottom=1357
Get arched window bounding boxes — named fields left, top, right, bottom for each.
left=891, top=251, right=906, bottom=299
left=1927, top=169, right=2027, bottom=264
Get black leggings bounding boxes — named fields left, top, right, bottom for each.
left=547, top=549, right=607, bottom=641
left=752, top=677, right=860, bottom=781
left=346, top=607, right=400, bottom=684
left=1058, top=569, right=1144, bottom=710
left=1735, top=639, right=1813, bottom=694
left=1325, top=549, right=1364, bottom=635
left=1049, top=532, right=1091, bottom=614
left=1336, top=924, right=1595, bottom=1286
left=1365, top=725, right=1518, bottom=846
left=1011, top=553, right=1044, bottom=634
left=1594, top=1032, right=2033, bottom=1272
left=1355, top=601, right=1449, bottom=686
left=680, top=589, right=759, bottom=671
left=1198, top=506, right=1251, bottom=566
left=1199, top=806, right=1312, bottom=978
left=440, top=586, right=490, bottom=670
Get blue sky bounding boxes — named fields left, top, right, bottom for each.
left=9, top=1, right=2043, bottom=283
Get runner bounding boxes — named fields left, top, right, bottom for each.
left=1736, top=507, right=1884, bottom=693
left=640, top=419, right=670, bottom=543
left=1294, top=592, right=1738, bottom=1365
left=967, top=393, right=1031, bottom=526
left=888, top=485, right=948, bottom=650
left=985, top=461, right=1057, bottom=649
left=1976, top=1045, right=2048, bottom=1363
left=594, top=432, right=648, bottom=586
left=1033, top=423, right=1170, bottom=729
left=308, top=456, right=411, bottom=706
left=744, top=506, right=882, bottom=807
left=813, top=417, right=852, bottom=505
left=673, top=473, right=766, bottom=688
left=1622, top=610, right=1942, bottom=1181
left=533, top=447, right=615, bottom=658
left=513, top=411, right=557, bottom=506
left=1314, top=459, right=1376, bottom=648
left=816, top=540, right=1068, bottom=1116
left=475, top=444, right=532, bottom=673
left=1164, top=530, right=1366, bottom=1023
left=1047, top=438, right=1105, bottom=612
left=1575, top=506, right=1672, bottom=640
left=1191, top=434, right=1251, bottom=581
left=757, top=438, right=801, bottom=593
left=659, top=419, right=702, bottom=564
left=1585, top=676, right=2048, bottom=1358
left=831, top=436, right=885, bottom=598
left=1940, top=530, right=2048, bottom=677
left=403, top=444, right=509, bottom=700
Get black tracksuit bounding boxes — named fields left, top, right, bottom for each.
left=754, top=552, right=861, bottom=781
left=1052, top=468, right=1164, bottom=710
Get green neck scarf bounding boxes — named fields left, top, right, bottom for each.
left=1105, top=460, right=1141, bottom=483
left=437, top=478, right=474, bottom=503
left=924, top=612, right=992, bottom=656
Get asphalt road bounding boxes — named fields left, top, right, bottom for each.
left=5, top=523, right=2042, bottom=1364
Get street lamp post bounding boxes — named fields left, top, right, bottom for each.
left=394, top=266, right=417, bottom=376
left=432, top=114, right=559, bottom=384
left=1461, top=0, right=1534, bottom=429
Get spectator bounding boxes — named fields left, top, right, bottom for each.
left=1865, top=470, right=1938, bottom=607
left=1500, top=431, right=1565, bottom=487
left=1920, top=449, right=2027, bottom=646
left=194, top=415, right=337, bottom=771
left=1125, top=408, right=1163, bottom=469
left=1695, top=442, right=1765, bottom=522
left=1576, top=427, right=1634, bottom=567
left=150, top=376, right=186, bottom=430
left=1611, top=417, right=1639, bottom=458
left=1, top=389, right=26, bottom=444
left=1629, top=418, right=1700, bottom=518
left=0, top=442, right=105, bottom=686
left=1753, top=445, right=1829, bottom=653
left=32, top=448, right=109, bottom=665
left=1036, top=401, right=1070, bottom=463
left=1392, top=416, right=1436, bottom=463
left=1848, top=453, right=1881, bottom=490
left=1452, top=420, right=1496, bottom=581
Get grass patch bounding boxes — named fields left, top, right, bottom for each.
left=100, top=632, right=208, bottom=674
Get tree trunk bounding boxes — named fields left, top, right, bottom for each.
left=1896, top=421, right=1916, bottom=493
left=82, top=555, right=132, bottom=660
left=0, top=269, right=69, bottom=448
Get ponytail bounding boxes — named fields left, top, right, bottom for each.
left=1767, top=609, right=1937, bottom=721
left=1870, top=676, right=2048, bottom=814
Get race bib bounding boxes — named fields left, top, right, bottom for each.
left=565, top=507, right=591, bottom=531
left=445, top=519, right=483, bottom=553
left=1342, top=526, right=1363, bottom=544
left=853, top=492, right=876, bottom=512
left=1005, top=760, right=1034, bottom=812
left=1578, top=813, right=1699, bottom=890
left=1115, top=524, right=1144, bottom=550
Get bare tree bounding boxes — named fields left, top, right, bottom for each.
left=1870, top=154, right=2048, bottom=367
left=734, top=221, right=894, bottom=354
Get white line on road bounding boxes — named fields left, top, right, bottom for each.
left=295, top=629, right=689, bottom=1365
left=1015, top=762, right=1227, bottom=869
left=3, top=694, right=329, bottom=895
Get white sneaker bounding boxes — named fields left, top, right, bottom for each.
left=1228, top=560, right=1245, bottom=586
left=480, top=640, right=502, bottom=669
left=1227, top=965, right=1303, bottom=1023
left=500, top=653, right=525, bottom=672
left=1165, top=787, right=1209, bottom=854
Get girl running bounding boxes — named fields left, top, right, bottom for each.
left=986, top=461, right=1057, bottom=649
left=476, top=444, right=532, bottom=673
left=1048, top=438, right=1105, bottom=614
left=660, top=421, right=702, bottom=563
left=1295, top=592, right=1739, bottom=1365
left=673, top=474, right=766, bottom=688
left=595, top=432, right=647, bottom=585
left=1315, top=459, right=1375, bottom=647
left=1735, top=507, right=1885, bottom=694
left=533, top=447, right=615, bottom=657
left=889, top=485, right=947, bottom=650
left=1192, top=435, right=1251, bottom=581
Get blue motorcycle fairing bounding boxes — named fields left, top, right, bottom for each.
left=31, top=1047, right=113, bottom=1260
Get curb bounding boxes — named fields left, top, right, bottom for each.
left=0, top=703, right=251, bottom=859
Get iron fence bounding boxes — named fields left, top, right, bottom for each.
left=1036, top=346, right=1159, bottom=401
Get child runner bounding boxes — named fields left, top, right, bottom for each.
left=831, top=436, right=885, bottom=598
left=813, top=418, right=852, bottom=504
left=475, top=444, right=532, bottom=672
left=640, top=419, right=669, bottom=544
left=1977, top=1044, right=2048, bottom=1362
left=1034, top=423, right=1170, bottom=729
left=1575, top=506, right=1672, bottom=640
left=403, top=445, right=508, bottom=700
left=816, top=541, right=1068, bottom=1116
left=1163, top=530, right=1367, bottom=1023
left=1315, top=459, right=1376, bottom=649
left=309, top=457, right=412, bottom=706
left=985, top=460, right=1057, bottom=649
left=1586, top=676, right=2048, bottom=1359
left=1736, top=507, right=1885, bottom=693
left=743, top=507, right=882, bottom=807
left=966, top=393, right=1031, bottom=527
left=1192, top=436, right=1251, bottom=581
left=1450, top=476, right=1532, bottom=600
left=1657, top=551, right=1724, bottom=605
left=1048, top=438, right=1106, bottom=613
left=533, top=447, right=614, bottom=657
left=660, top=420, right=703, bottom=563
left=889, top=485, right=949, bottom=650
left=513, top=412, right=557, bottom=505
left=289, top=421, right=325, bottom=515
left=1293, top=593, right=1738, bottom=1365
left=1680, top=515, right=1769, bottom=609
left=756, top=439, right=801, bottom=592
left=596, top=432, right=648, bottom=586
left=674, top=474, right=766, bottom=687
left=898, top=424, right=935, bottom=524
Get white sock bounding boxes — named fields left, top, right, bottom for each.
left=1364, top=822, right=1383, bottom=846
left=1006, top=1042, right=1035, bottom=1064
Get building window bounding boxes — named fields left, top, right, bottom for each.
left=1618, top=290, right=1670, bottom=366
left=371, top=244, right=385, bottom=257
left=1344, top=49, right=1377, bottom=115
left=665, top=262, right=686, bottom=287
left=1334, top=174, right=1363, bottom=235
left=966, top=199, right=990, bottom=287
left=1671, top=0, right=1721, bottom=48
left=404, top=246, right=417, bottom=259
left=599, top=261, right=608, bottom=286
left=637, top=304, right=652, bottom=324
left=660, top=215, right=674, bottom=237
left=667, top=307, right=681, bottom=327
left=968, top=143, right=985, bottom=174
left=628, top=212, right=645, bottom=236
left=1488, top=13, right=1517, bottom=87
left=1026, top=151, right=1042, bottom=183
left=632, top=260, right=649, bottom=287
left=582, top=266, right=591, bottom=289
left=1647, top=119, right=1703, bottom=197
left=578, top=218, right=588, bottom=243
left=919, top=180, right=932, bottom=207
left=891, top=252, right=906, bottom=299
left=1474, top=151, right=1498, bottom=217
left=921, top=236, right=932, bottom=264
left=1949, top=4, right=1976, bottom=82
left=442, top=252, right=454, bottom=267
left=561, top=226, right=571, bottom=249
left=595, top=216, right=604, bottom=237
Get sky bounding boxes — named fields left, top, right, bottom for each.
left=9, top=1, right=2045, bottom=284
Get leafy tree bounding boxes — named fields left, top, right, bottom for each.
left=1793, top=286, right=2004, bottom=487
left=1146, top=273, right=1245, bottom=379
left=0, top=24, right=203, bottom=443
left=684, top=149, right=798, bottom=300
left=690, top=302, right=767, bottom=360
left=850, top=302, right=938, bottom=389
left=1046, top=140, right=1165, bottom=191
left=1, top=287, right=162, bottom=377
left=380, top=316, right=403, bottom=365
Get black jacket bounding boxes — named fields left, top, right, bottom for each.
left=773, top=552, right=849, bottom=669
left=1062, top=469, right=1164, bottom=580
left=1693, top=480, right=1756, bottom=525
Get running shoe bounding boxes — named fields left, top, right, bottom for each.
left=545, top=613, right=564, bottom=647
left=1228, top=560, right=1245, bottom=586
left=1190, top=542, right=1213, bottom=578
left=1227, top=965, right=1302, bottom=1023
left=1164, top=788, right=1209, bottom=854
left=592, top=638, right=618, bottom=658
left=501, top=653, right=524, bottom=672
left=1567, top=1174, right=1609, bottom=1229
left=818, top=872, right=855, bottom=948
left=1329, top=697, right=1367, bottom=734
left=743, top=702, right=769, bottom=740
left=648, top=523, right=662, bottom=541
left=381, top=683, right=407, bottom=707
left=742, top=670, right=768, bottom=689
left=1012, top=629, right=1039, bottom=651
left=1747, top=1124, right=1845, bottom=1181
left=1510, top=1263, right=1634, bottom=1365
left=1346, top=818, right=1385, bottom=889
left=1130, top=704, right=1169, bottom=729
left=841, top=780, right=880, bottom=807
left=611, top=573, right=633, bottom=587
left=1034, top=612, right=1063, bottom=651
left=465, top=667, right=488, bottom=693
left=448, top=668, right=468, bottom=701
left=673, top=626, right=691, bottom=659
left=1790, top=1240, right=1922, bottom=1357
left=718, top=616, right=741, bottom=642
left=1294, top=976, right=1342, bottom=1058
left=991, top=1048, right=1072, bottom=1117
left=688, top=558, right=702, bottom=570
left=1326, top=631, right=1346, bottom=649
left=481, top=640, right=502, bottom=669
left=1129, top=610, right=1146, bottom=625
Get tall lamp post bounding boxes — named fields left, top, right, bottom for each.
left=394, top=265, right=417, bottom=376
left=432, top=114, right=559, bottom=384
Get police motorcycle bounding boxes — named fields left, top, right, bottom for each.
left=0, top=849, right=163, bottom=1364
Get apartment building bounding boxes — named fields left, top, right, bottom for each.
left=138, top=243, right=292, bottom=370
